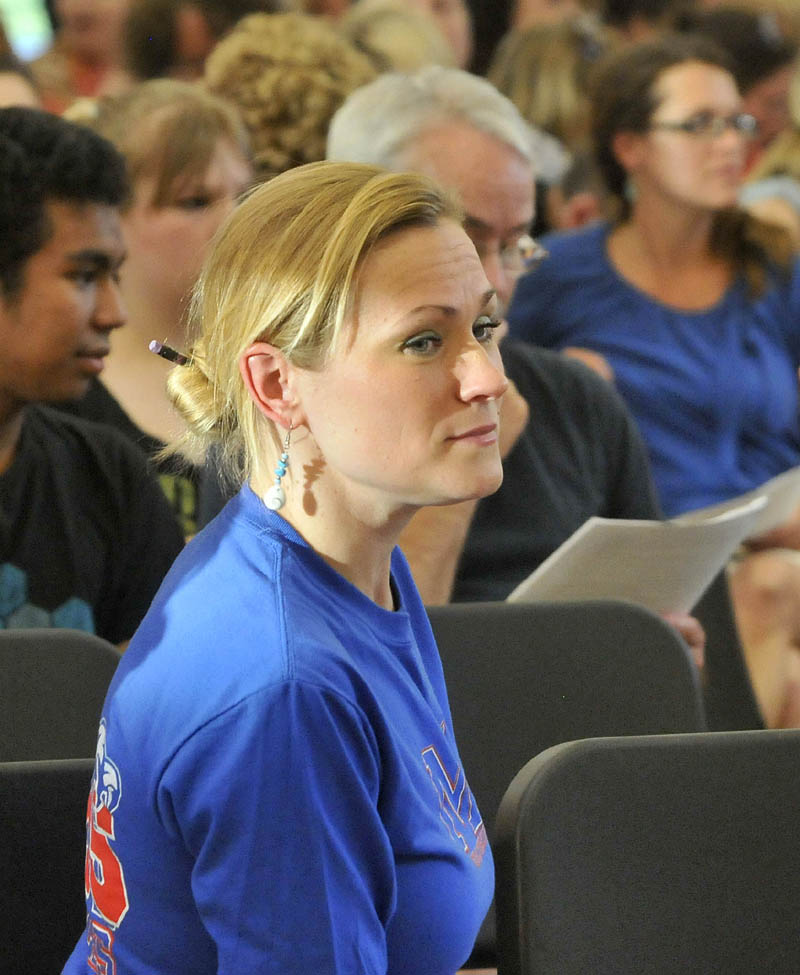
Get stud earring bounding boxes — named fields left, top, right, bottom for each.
left=265, top=425, right=292, bottom=511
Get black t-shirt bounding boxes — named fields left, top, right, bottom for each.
left=56, top=379, right=200, bottom=536
left=0, top=406, right=185, bottom=643
left=452, top=341, right=661, bottom=602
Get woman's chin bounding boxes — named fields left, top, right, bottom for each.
left=435, top=467, right=505, bottom=506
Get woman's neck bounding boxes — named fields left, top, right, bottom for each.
left=608, top=201, right=732, bottom=310
left=252, top=443, right=410, bottom=611
left=103, top=297, right=187, bottom=443
left=620, top=200, right=715, bottom=267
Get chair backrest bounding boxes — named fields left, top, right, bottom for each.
left=0, top=628, right=120, bottom=761
left=428, top=599, right=706, bottom=835
left=494, top=729, right=800, bottom=975
left=691, top=570, right=764, bottom=730
left=427, top=599, right=706, bottom=965
left=0, top=758, right=93, bottom=975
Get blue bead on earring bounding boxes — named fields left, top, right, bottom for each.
left=265, top=425, right=292, bottom=511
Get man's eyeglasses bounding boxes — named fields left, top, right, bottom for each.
left=472, top=234, right=549, bottom=273
left=649, top=111, right=758, bottom=140
left=515, top=234, right=549, bottom=270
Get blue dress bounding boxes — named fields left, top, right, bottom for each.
left=63, top=486, right=493, bottom=974
left=508, top=221, right=800, bottom=516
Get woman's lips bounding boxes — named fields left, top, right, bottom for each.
left=448, top=424, right=499, bottom=445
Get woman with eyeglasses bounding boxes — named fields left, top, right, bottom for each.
left=507, top=32, right=800, bottom=521
left=507, top=33, right=800, bottom=730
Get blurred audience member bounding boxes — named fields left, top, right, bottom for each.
left=509, top=33, right=798, bottom=516
left=727, top=0, right=800, bottom=46
left=62, top=80, right=252, bottom=536
left=741, top=62, right=800, bottom=248
left=541, top=147, right=606, bottom=232
left=205, top=12, right=375, bottom=182
left=405, top=0, right=473, bottom=68
left=489, top=16, right=614, bottom=152
left=30, top=0, right=132, bottom=112
left=123, top=0, right=287, bottom=82
left=601, top=0, right=696, bottom=41
left=682, top=5, right=798, bottom=169
left=513, top=0, right=585, bottom=30
left=0, top=54, right=41, bottom=108
left=339, top=0, right=456, bottom=72
left=0, top=107, right=183, bottom=643
left=507, top=35, right=800, bottom=724
left=489, top=17, right=609, bottom=232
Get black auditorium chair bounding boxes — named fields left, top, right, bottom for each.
left=426, top=599, right=707, bottom=967
left=0, top=757, right=94, bottom=975
left=0, top=628, right=120, bottom=761
left=494, top=729, right=800, bottom=975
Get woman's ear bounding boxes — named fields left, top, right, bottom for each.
left=612, top=130, right=645, bottom=174
left=239, top=342, right=303, bottom=429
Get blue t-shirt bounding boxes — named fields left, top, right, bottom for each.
left=507, top=221, right=800, bottom=516
left=63, top=486, right=492, bottom=975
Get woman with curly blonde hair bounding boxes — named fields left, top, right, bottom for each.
left=204, top=12, right=376, bottom=181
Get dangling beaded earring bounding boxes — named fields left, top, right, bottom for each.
left=265, top=425, right=292, bottom=511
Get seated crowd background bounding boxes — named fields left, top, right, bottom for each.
left=3, top=0, right=800, bottom=970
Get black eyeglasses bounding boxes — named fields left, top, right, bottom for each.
left=649, top=111, right=758, bottom=140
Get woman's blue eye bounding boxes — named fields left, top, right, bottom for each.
left=473, top=315, right=501, bottom=342
left=402, top=331, right=442, bottom=355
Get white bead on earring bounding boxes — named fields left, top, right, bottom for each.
left=265, top=426, right=292, bottom=511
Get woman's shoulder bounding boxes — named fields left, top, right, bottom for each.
left=539, top=220, right=609, bottom=263
left=120, top=494, right=411, bottom=707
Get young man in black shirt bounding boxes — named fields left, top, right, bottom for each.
left=0, top=107, right=183, bottom=646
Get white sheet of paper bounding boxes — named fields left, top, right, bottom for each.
left=672, top=464, right=800, bottom=538
left=507, top=495, right=767, bottom=614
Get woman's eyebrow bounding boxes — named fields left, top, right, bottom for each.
left=405, top=289, right=497, bottom=316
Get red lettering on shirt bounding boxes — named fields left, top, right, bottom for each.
left=84, top=722, right=129, bottom=936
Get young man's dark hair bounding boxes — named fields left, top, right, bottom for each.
left=0, top=106, right=128, bottom=297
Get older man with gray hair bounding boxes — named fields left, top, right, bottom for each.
left=327, top=66, right=663, bottom=606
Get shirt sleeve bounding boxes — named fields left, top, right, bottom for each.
left=156, top=680, right=395, bottom=974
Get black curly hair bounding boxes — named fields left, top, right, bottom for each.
left=0, top=107, right=128, bottom=297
